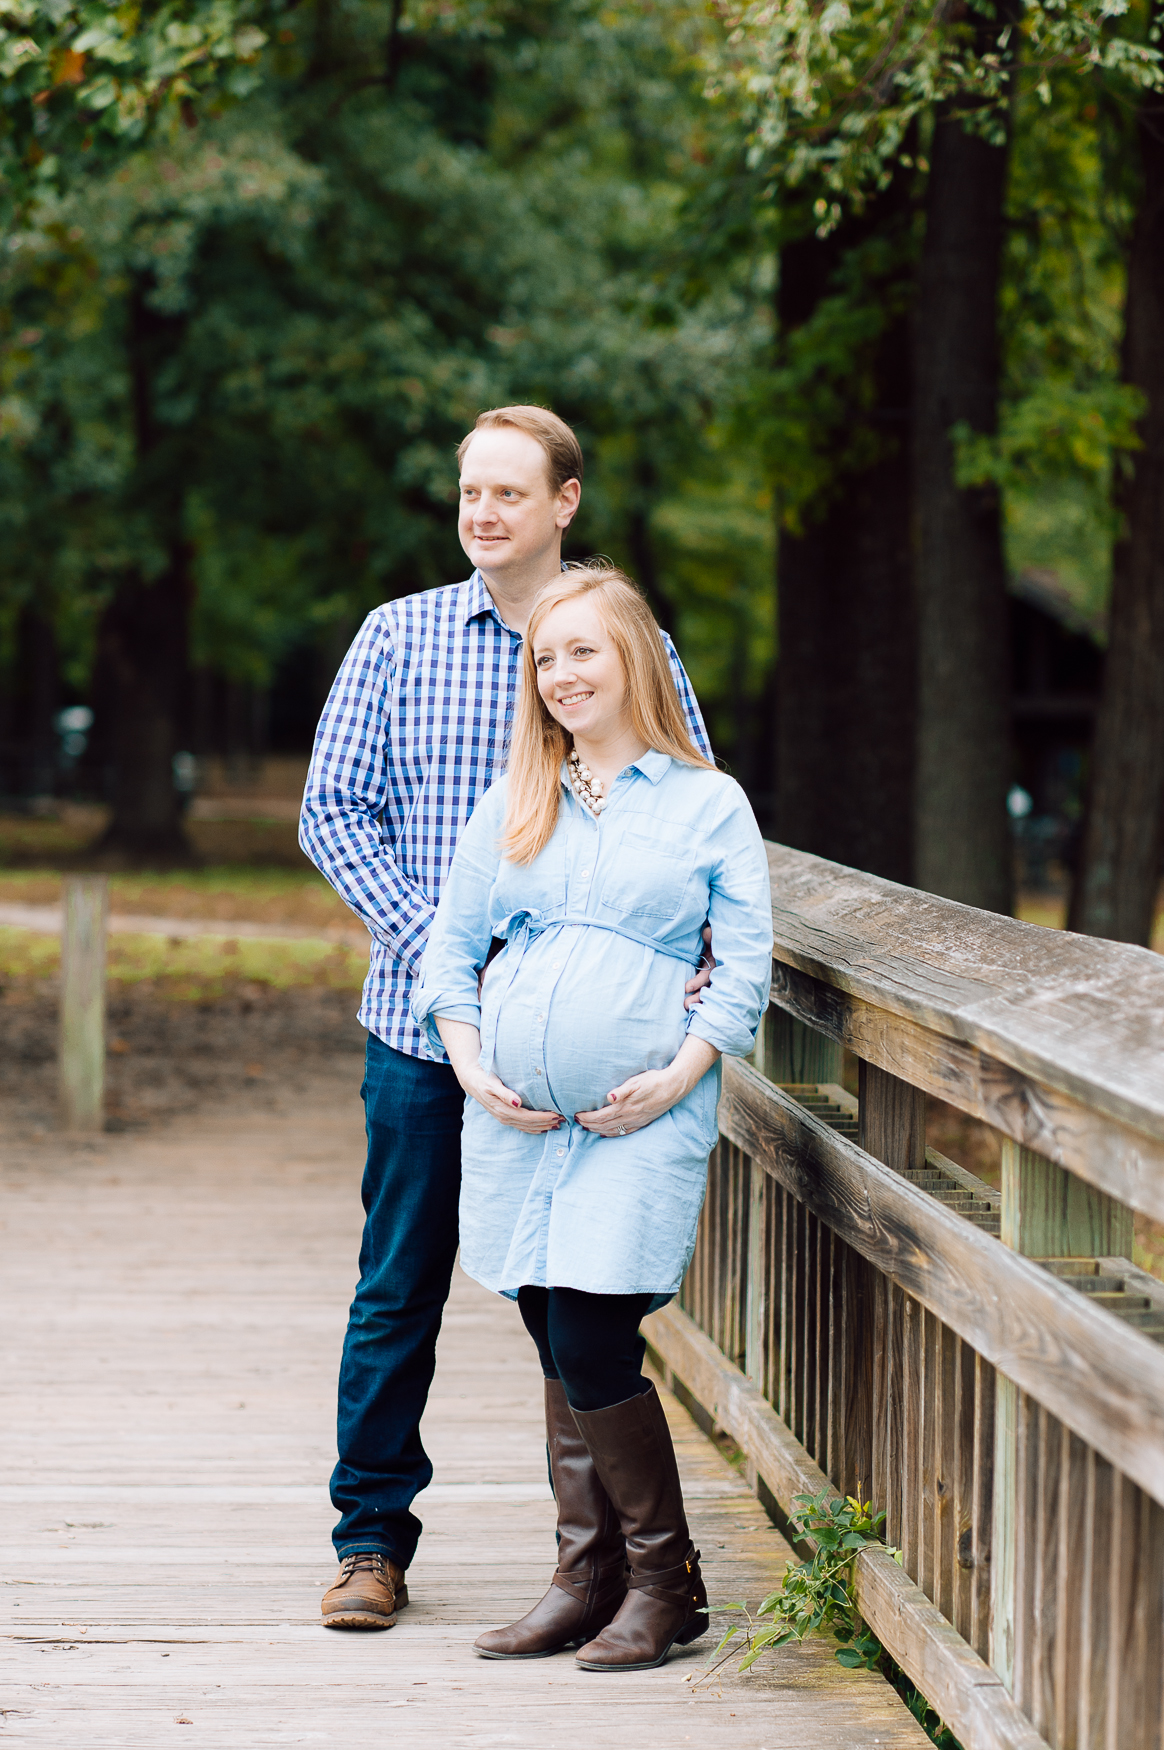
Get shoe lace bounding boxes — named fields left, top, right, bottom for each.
left=340, top=1551, right=388, bottom=1579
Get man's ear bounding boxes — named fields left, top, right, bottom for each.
left=556, top=478, right=582, bottom=528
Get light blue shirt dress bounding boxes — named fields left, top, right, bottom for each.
left=412, top=750, right=773, bottom=1308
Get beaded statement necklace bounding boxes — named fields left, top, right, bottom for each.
left=567, top=749, right=607, bottom=816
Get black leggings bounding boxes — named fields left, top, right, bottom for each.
left=517, top=1285, right=654, bottom=1413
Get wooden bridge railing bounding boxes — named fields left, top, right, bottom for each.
left=644, top=844, right=1164, bottom=1750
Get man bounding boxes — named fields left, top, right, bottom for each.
left=299, top=405, right=711, bottom=1630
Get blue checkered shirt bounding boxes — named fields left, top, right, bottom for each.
left=299, top=570, right=712, bottom=1058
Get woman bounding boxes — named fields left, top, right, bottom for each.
left=413, top=566, right=772, bottom=1672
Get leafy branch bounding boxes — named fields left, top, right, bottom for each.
left=691, top=1487, right=963, bottom=1747
left=699, top=0, right=1164, bottom=219
left=694, top=1486, right=896, bottom=1683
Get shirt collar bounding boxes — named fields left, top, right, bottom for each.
left=559, top=750, right=672, bottom=791
left=461, top=570, right=519, bottom=633
left=632, top=749, right=672, bottom=784
left=460, top=562, right=575, bottom=632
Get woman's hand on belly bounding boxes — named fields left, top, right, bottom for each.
left=466, top=1065, right=565, bottom=1131
left=574, top=1035, right=721, bottom=1137
left=436, top=1015, right=564, bottom=1133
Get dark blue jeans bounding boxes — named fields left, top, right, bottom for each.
left=330, top=1035, right=463, bottom=1567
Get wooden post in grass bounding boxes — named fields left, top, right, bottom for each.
left=60, top=875, right=108, bottom=1133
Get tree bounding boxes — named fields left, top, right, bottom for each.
left=1070, top=3, right=1164, bottom=943
left=701, top=0, right=1161, bottom=903
left=770, top=184, right=917, bottom=883
left=911, top=9, right=1019, bottom=914
left=0, top=1, right=774, bottom=852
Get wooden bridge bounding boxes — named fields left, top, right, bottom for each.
left=2, top=842, right=1162, bottom=1747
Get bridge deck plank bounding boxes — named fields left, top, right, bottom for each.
left=0, top=1094, right=929, bottom=1749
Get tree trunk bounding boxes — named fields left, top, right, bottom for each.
left=90, top=280, right=194, bottom=864
left=90, top=555, right=194, bottom=864
left=912, top=107, right=1014, bottom=913
left=774, top=194, right=917, bottom=884
left=14, top=604, right=60, bottom=798
left=1068, top=48, right=1164, bottom=944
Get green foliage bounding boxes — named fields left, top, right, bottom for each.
left=0, top=0, right=282, bottom=219
left=699, top=1487, right=964, bottom=1750
left=709, top=1488, right=895, bottom=1671
left=990, top=59, right=1147, bottom=620
left=890, top=1666, right=964, bottom=1750
left=0, top=0, right=777, bottom=765
left=702, top=1, right=1163, bottom=215
left=952, top=379, right=1143, bottom=491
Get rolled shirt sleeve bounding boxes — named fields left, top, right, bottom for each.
left=683, top=786, right=773, bottom=1059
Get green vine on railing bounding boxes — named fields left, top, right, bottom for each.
left=690, top=1488, right=963, bottom=1750
left=703, top=1488, right=891, bottom=1672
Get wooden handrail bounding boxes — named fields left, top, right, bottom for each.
left=766, top=844, right=1164, bottom=1220
left=721, top=1058, right=1164, bottom=1505
left=649, top=843, right=1164, bottom=1750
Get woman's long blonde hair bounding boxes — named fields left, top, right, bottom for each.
left=501, top=565, right=714, bottom=865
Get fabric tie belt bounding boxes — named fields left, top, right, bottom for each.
left=478, top=911, right=699, bottom=1070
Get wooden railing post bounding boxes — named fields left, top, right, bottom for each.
left=60, top=875, right=108, bottom=1133
left=757, top=1004, right=843, bottom=1085
left=990, top=1143, right=1134, bottom=1693
left=745, top=1159, right=768, bottom=1391
left=859, top=1062, right=925, bottom=1560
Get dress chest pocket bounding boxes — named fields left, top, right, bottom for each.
left=492, top=832, right=568, bottom=918
left=600, top=831, right=694, bottom=921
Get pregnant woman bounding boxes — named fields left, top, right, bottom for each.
left=413, top=565, right=772, bottom=1671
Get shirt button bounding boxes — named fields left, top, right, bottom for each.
left=537, top=1014, right=544, bottom=1023
left=556, top=1148, right=565, bottom=1158
left=535, top=1068, right=542, bottom=1076
left=580, top=869, right=589, bottom=877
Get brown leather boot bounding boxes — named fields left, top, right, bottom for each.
left=321, top=1551, right=409, bottom=1629
left=571, top=1383, right=709, bottom=1671
left=474, top=1379, right=627, bottom=1658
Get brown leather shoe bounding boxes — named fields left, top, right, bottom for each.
left=474, top=1379, right=627, bottom=1659
left=321, top=1551, right=409, bottom=1630
left=571, top=1384, right=709, bottom=1670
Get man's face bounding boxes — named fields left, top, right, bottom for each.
left=457, top=427, right=579, bottom=583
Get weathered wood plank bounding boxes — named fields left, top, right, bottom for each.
left=770, top=959, right=1164, bottom=1224
left=720, top=1058, right=1164, bottom=1507
left=765, top=842, right=1164, bottom=1150
left=644, top=1301, right=1049, bottom=1750
left=999, top=1140, right=1134, bottom=1258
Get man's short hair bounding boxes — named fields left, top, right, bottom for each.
left=456, top=405, right=583, bottom=495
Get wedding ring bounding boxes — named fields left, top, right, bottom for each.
left=617, top=1125, right=626, bottom=1136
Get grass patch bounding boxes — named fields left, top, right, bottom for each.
left=0, top=866, right=355, bottom=929
left=0, top=926, right=367, bottom=1002
left=0, top=810, right=310, bottom=870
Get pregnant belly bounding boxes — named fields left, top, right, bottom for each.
left=488, top=930, right=691, bottom=1117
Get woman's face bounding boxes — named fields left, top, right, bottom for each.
left=533, top=597, right=631, bottom=744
